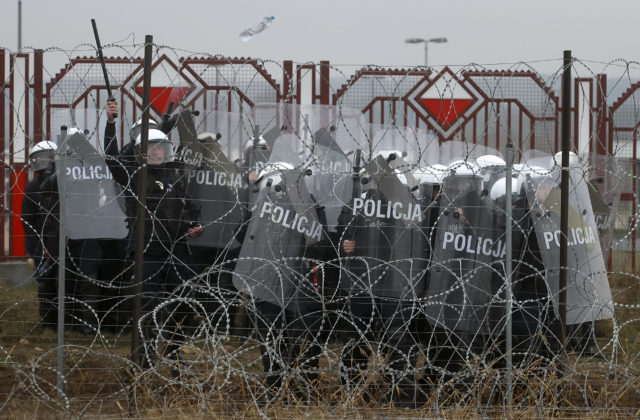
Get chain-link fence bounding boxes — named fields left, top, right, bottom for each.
left=1, top=43, right=640, bottom=419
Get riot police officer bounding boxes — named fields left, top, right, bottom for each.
left=232, top=130, right=328, bottom=405
left=22, top=140, right=58, bottom=330
left=103, top=101, right=203, bottom=367
left=97, top=118, right=162, bottom=333
left=337, top=154, right=426, bottom=408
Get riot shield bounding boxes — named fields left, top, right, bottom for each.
left=369, top=125, right=440, bottom=191
left=243, top=125, right=281, bottom=173
left=176, top=110, right=245, bottom=248
left=304, top=127, right=354, bottom=233
left=371, top=125, right=439, bottom=166
left=587, top=153, right=622, bottom=262
left=413, top=165, right=448, bottom=266
left=522, top=155, right=614, bottom=325
left=425, top=160, right=498, bottom=335
left=192, top=109, right=252, bottom=163
left=58, top=131, right=128, bottom=239
left=439, top=140, right=504, bottom=167
left=341, top=155, right=426, bottom=299
left=232, top=134, right=322, bottom=308
left=253, top=103, right=367, bottom=149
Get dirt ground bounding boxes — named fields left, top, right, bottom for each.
left=1, top=281, right=640, bottom=419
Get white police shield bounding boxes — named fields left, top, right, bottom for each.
left=232, top=135, right=323, bottom=308
left=58, top=132, right=128, bottom=239
left=305, top=127, right=353, bottom=233
left=523, top=159, right=614, bottom=325
left=424, top=165, right=498, bottom=334
left=340, top=156, right=426, bottom=299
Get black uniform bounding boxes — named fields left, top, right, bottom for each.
left=22, top=170, right=57, bottom=330
left=103, top=121, right=201, bottom=365
left=232, top=167, right=327, bottom=403
left=337, top=181, right=426, bottom=407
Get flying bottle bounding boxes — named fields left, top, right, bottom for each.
left=239, top=16, right=275, bottom=42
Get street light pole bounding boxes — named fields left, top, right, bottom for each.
left=424, top=42, right=428, bottom=68
left=18, top=0, right=22, bottom=51
left=405, top=37, right=448, bottom=68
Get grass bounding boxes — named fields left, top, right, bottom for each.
left=0, top=262, right=639, bottom=419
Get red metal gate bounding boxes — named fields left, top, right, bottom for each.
left=0, top=49, right=632, bottom=262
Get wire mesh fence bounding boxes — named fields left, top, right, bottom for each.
left=1, top=43, right=640, bottom=418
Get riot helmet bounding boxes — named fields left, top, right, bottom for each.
left=256, top=161, right=294, bottom=187
left=551, top=150, right=580, bottom=168
left=135, top=129, right=174, bottom=166
left=489, top=176, right=519, bottom=201
left=414, top=164, right=446, bottom=201
left=130, top=118, right=159, bottom=142
left=29, top=140, right=57, bottom=172
left=66, top=127, right=86, bottom=136
left=476, top=154, right=506, bottom=169
left=415, top=164, right=446, bottom=185
left=197, top=132, right=222, bottom=143
left=243, top=135, right=268, bottom=155
left=446, top=160, right=479, bottom=193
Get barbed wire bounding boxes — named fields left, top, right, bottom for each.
left=0, top=43, right=639, bottom=419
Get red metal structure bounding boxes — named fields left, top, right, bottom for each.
left=1, top=49, right=637, bottom=267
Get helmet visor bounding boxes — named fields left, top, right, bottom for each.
left=146, top=141, right=174, bottom=165
left=29, top=150, right=55, bottom=171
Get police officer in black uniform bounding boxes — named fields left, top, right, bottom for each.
left=33, top=130, right=105, bottom=334
left=22, top=140, right=59, bottom=330
left=337, top=155, right=426, bottom=407
left=97, top=118, right=161, bottom=333
left=103, top=101, right=203, bottom=367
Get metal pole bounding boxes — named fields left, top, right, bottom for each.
left=56, top=125, right=68, bottom=399
left=559, top=50, right=572, bottom=356
left=424, top=42, right=428, bottom=68
left=505, top=142, right=514, bottom=406
left=636, top=160, right=640, bottom=274
left=131, top=34, right=153, bottom=368
left=17, top=0, right=22, bottom=51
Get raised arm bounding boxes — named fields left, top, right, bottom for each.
left=103, top=101, right=130, bottom=187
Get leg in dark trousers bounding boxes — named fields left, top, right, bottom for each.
left=190, top=245, right=241, bottom=336
left=35, top=259, right=58, bottom=330
left=288, top=303, right=327, bottom=401
left=136, top=251, right=197, bottom=370
left=67, top=239, right=102, bottom=334
left=254, top=300, right=292, bottom=402
left=379, top=299, right=420, bottom=408
left=97, top=239, right=133, bottom=333
left=340, top=294, right=375, bottom=398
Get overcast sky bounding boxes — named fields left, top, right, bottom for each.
left=1, top=0, right=639, bottom=78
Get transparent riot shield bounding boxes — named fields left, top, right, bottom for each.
left=193, top=109, right=253, bottom=163
left=304, top=126, right=354, bottom=233
left=58, top=131, right=128, bottom=239
left=425, top=160, right=498, bottom=336
left=439, top=140, right=504, bottom=167
left=587, top=153, right=622, bottom=262
left=176, top=110, right=246, bottom=249
left=252, top=103, right=367, bottom=150
left=340, top=155, right=426, bottom=299
left=371, top=125, right=440, bottom=165
left=522, top=154, right=614, bottom=325
left=232, top=133, right=322, bottom=308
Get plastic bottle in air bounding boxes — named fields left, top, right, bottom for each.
left=239, top=16, right=275, bottom=42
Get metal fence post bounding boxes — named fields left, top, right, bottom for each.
left=131, top=35, right=153, bottom=368
left=505, top=142, right=514, bottom=406
left=56, top=125, right=68, bottom=399
left=559, top=50, right=572, bottom=358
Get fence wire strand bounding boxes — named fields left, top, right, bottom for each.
left=1, top=44, right=640, bottom=419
